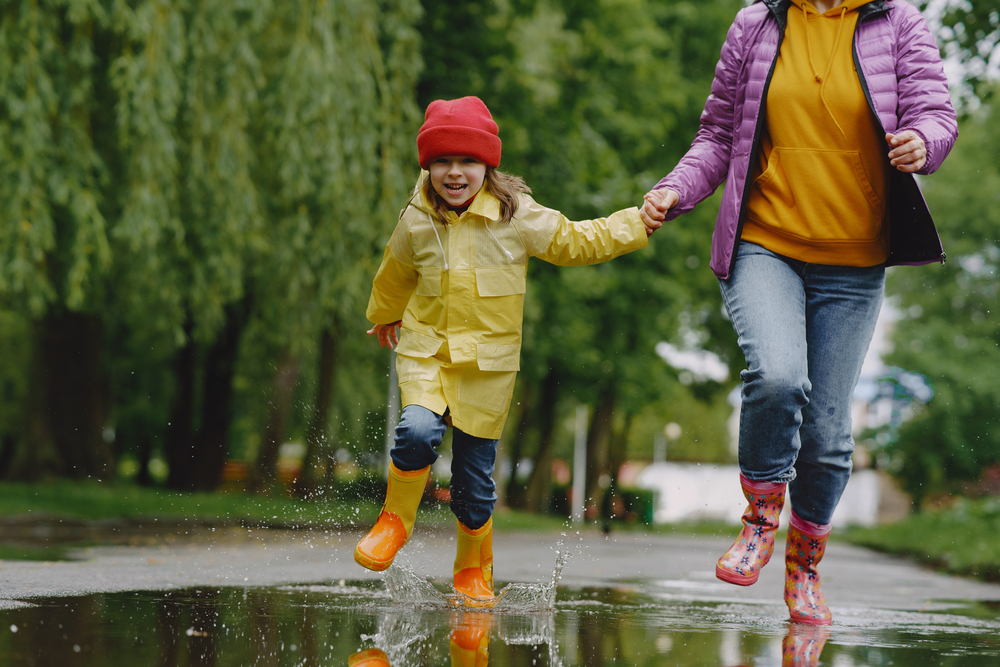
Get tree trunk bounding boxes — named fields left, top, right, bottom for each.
left=602, top=411, right=633, bottom=529
left=165, top=319, right=198, bottom=490
left=295, top=323, right=339, bottom=499
left=524, top=370, right=561, bottom=513
left=584, top=384, right=616, bottom=517
left=249, top=350, right=300, bottom=494
left=135, top=433, right=154, bottom=487
left=504, top=380, right=533, bottom=509
left=11, top=312, right=111, bottom=480
left=192, top=297, right=250, bottom=491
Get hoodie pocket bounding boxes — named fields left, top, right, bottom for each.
left=752, top=147, right=884, bottom=242
left=416, top=267, right=442, bottom=297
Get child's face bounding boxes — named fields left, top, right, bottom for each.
left=429, top=156, right=487, bottom=206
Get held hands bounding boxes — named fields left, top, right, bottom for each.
left=886, top=131, right=926, bottom=173
left=639, top=188, right=679, bottom=236
left=367, top=321, right=401, bottom=348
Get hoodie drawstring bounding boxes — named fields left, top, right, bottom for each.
left=802, top=3, right=848, bottom=141
left=486, top=221, right=514, bottom=261
left=428, top=212, right=449, bottom=271
left=428, top=212, right=514, bottom=270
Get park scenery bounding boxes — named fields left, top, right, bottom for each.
left=0, top=1, right=999, bottom=666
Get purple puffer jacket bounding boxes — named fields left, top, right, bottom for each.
left=655, top=0, right=959, bottom=280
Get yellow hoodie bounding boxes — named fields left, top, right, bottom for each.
left=743, top=0, right=890, bottom=266
left=367, top=179, right=647, bottom=439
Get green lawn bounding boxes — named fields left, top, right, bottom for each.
left=844, top=497, right=1000, bottom=583
left=7, top=481, right=999, bottom=583
left=0, top=481, right=574, bottom=534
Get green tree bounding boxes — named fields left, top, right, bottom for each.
left=246, top=0, right=421, bottom=495
left=879, top=97, right=1000, bottom=504
left=922, top=0, right=1000, bottom=106
left=0, top=0, right=422, bottom=491
left=0, top=1, right=115, bottom=479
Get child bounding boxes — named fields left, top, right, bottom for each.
left=355, top=96, right=656, bottom=601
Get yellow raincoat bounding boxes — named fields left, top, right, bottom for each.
left=367, top=180, right=648, bottom=439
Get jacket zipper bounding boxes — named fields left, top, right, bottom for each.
left=852, top=3, right=946, bottom=266
left=728, top=6, right=787, bottom=280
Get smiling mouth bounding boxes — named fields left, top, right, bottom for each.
left=444, top=183, right=467, bottom=195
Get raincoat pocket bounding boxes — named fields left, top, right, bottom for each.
left=475, top=267, right=526, bottom=297
left=394, top=329, right=443, bottom=359
left=416, top=267, right=442, bottom=297
left=476, top=344, right=520, bottom=372
left=458, top=368, right=517, bottom=412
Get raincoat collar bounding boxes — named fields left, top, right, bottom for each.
left=413, top=173, right=501, bottom=223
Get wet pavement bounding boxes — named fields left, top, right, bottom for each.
left=0, top=527, right=998, bottom=665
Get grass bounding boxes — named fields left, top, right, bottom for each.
left=19, top=480, right=1000, bottom=584
left=844, top=496, right=1000, bottom=583
left=0, top=480, right=591, bottom=534
left=0, top=480, right=375, bottom=526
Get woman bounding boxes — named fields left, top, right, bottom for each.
left=642, top=0, right=957, bottom=625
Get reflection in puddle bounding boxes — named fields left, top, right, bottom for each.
left=0, top=580, right=997, bottom=665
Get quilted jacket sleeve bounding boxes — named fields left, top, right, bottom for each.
left=893, top=3, right=958, bottom=175
left=654, top=9, right=746, bottom=221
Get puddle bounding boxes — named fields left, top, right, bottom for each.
left=0, top=574, right=998, bottom=666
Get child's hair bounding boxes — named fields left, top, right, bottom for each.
left=423, top=167, right=531, bottom=225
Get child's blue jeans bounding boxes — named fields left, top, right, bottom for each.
left=390, top=404, right=498, bottom=530
left=719, top=242, right=885, bottom=526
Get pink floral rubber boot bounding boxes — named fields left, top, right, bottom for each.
left=781, top=622, right=831, bottom=666
left=784, top=511, right=832, bottom=625
left=716, top=473, right=786, bottom=586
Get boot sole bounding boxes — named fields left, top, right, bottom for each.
left=716, top=564, right=760, bottom=586
left=788, top=611, right=832, bottom=625
left=354, top=548, right=393, bottom=572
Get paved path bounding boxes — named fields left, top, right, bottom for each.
left=2, top=526, right=999, bottom=615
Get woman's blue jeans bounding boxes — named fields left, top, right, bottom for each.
left=719, top=242, right=885, bottom=525
left=390, top=405, right=498, bottom=530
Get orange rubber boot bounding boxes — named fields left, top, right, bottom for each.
left=453, top=518, right=494, bottom=601
left=354, top=463, right=430, bottom=571
left=449, top=612, right=492, bottom=667
left=348, top=648, right=391, bottom=667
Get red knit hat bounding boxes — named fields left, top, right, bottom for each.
left=417, top=96, right=502, bottom=169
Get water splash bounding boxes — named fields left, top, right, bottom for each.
left=381, top=562, right=450, bottom=609
left=381, top=537, right=573, bottom=612
left=360, top=610, right=443, bottom=665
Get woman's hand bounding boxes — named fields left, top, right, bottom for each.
left=640, top=188, right=679, bottom=235
left=886, top=131, right=927, bottom=173
left=367, top=321, right=401, bottom=348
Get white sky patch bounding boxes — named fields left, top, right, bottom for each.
left=921, top=0, right=1000, bottom=109
left=655, top=342, right=730, bottom=383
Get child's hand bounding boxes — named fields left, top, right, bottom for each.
left=886, top=131, right=926, bottom=173
left=641, top=188, right=679, bottom=235
left=367, top=321, right=402, bottom=348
